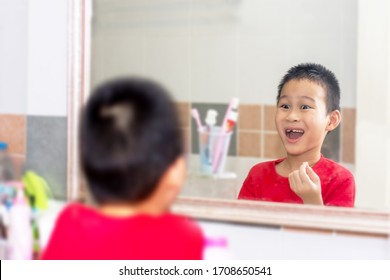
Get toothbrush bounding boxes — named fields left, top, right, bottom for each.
left=212, top=98, right=239, bottom=173
left=191, top=108, right=204, bottom=131
left=204, top=109, right=218, bottom=164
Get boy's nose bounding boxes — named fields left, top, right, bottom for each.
left=286, top=109, right=300, bottom=122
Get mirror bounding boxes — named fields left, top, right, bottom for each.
left=71, top=0, right=390, bottom=212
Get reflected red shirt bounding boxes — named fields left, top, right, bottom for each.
left=238, top=155, right=355, bottom=207
left=41, top=203, right=204, bottom=260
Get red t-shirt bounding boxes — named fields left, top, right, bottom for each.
left=40, top=203, right=204, bottom=260
left=238, top=155, right=355, bottom=207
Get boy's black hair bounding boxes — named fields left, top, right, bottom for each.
left=80, top=77, right=183, bottom=205
left=277, top=63, right=340, bottom=113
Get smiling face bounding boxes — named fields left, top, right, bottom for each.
left=275, top=78, right=338, bottom=158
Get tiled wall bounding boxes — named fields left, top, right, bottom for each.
left=341, top=108, right=356, bottom=163
left=0, top=0, right=69, bottom=199
left=0, top=102, right=355, bottom=202
left=25, top=116, right=67, bottom=199
left=0, top=114, right=26, bottom=178
left=0, top=114, right=68, bottom=199
left=92, top=0, right=357, bottom=108
left=177, top=102, right=356, bottom=165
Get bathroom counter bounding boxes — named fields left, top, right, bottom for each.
left=180, top=172, right=239, bottom=199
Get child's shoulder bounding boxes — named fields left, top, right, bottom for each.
left=56, top=202, right=95, bottom=222
left=318, top=156, right=354, bottom=178
left=162, top=213, right=203, bottom=234
left=61, top=202, right=90, bottom=213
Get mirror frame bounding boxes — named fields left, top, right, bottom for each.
left=66, top=0, right=390, bottom=237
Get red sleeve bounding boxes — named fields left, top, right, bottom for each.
left=181, top=217, right=205, bottom=260
left=166, top=215, right=205, bottom=260
left=40, top=206, right=77, bottom=260
left=324, top=171, right=356, bottom=207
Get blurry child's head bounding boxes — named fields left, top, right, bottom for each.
left=277, top=63, right=340, bottom=114
left=80, top=77, right=185, bottom=210
left=275, top=63, right=341, bottom=157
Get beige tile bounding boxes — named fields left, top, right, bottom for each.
left=264, top=105, right=277, bottom=131
left=263, top=133, right=286, bottom=159
left=10, top=155, right=25, bottom=179
left=0, top=114, right=26, bottom=155
left=238, top=104, right=261, bottom=130
left=238, top=131, right=261, bottom=157
left=341, top=108, right=355, bottom=163
left=175, top=102, right=190, bottom=128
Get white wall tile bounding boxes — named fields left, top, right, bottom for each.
left=190, top=29, right=238, bottom=103
left=145, top=35, right=191, bottom=102
left=340, top=34, right=357, bottom=108
left=238, top=32, right=290, bottom=104
left=91, top=33, right=148, bottom=89
left=287, top=0, right=341, bottom=36
left=91, top=0, right=357, bottom=106
left=239, top=0, right=290, bottom=35
left=26, top=0, right=68, bottom=116
left=286, top=34, right=341, bottom=74
left=0, top=0, right=28, bottom=114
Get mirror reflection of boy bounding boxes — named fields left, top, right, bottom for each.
left=238, top=63, right=355, bottom=207
left=41, top=78, right=204, bottom=259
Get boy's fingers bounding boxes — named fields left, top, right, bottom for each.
left=299, top=162, right=311, bottom=183
left=306, top=164, right=320, bottom=183
left=290, top=168, right=301, bottom=185
left=289, top=171, right=300, bottom=193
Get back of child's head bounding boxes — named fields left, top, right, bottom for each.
left=277, top=63, right=340, bottom=113
left=80, top=77, right=183, bottom=205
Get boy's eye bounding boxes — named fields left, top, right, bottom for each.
left=279, top=104, right=290, bottom=110
left=301, top=105, right=311, bottom=110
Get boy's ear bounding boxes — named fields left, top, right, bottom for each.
left=326, top=110, right=341, bottom=132
left=161, top=156, right=186, bottom=194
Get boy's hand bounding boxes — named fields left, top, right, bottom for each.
left=288, top=162, right=323, bottom=205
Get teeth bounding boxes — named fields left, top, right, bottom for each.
left=286, top=129, right=304, bottom=133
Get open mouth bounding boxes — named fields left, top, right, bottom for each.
left=285, top=129, right=304, bottom=140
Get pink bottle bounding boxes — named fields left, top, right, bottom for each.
left=204, top=236, right=233, bottom=259
left=8, top=181, right=32, bottom=260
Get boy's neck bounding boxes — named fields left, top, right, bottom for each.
left=99, top=201, right=168, bottom=218
left=278, top=152, right=322, bottom=175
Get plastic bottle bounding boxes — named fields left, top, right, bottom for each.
left=8, top=182, right=33, bottom=260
